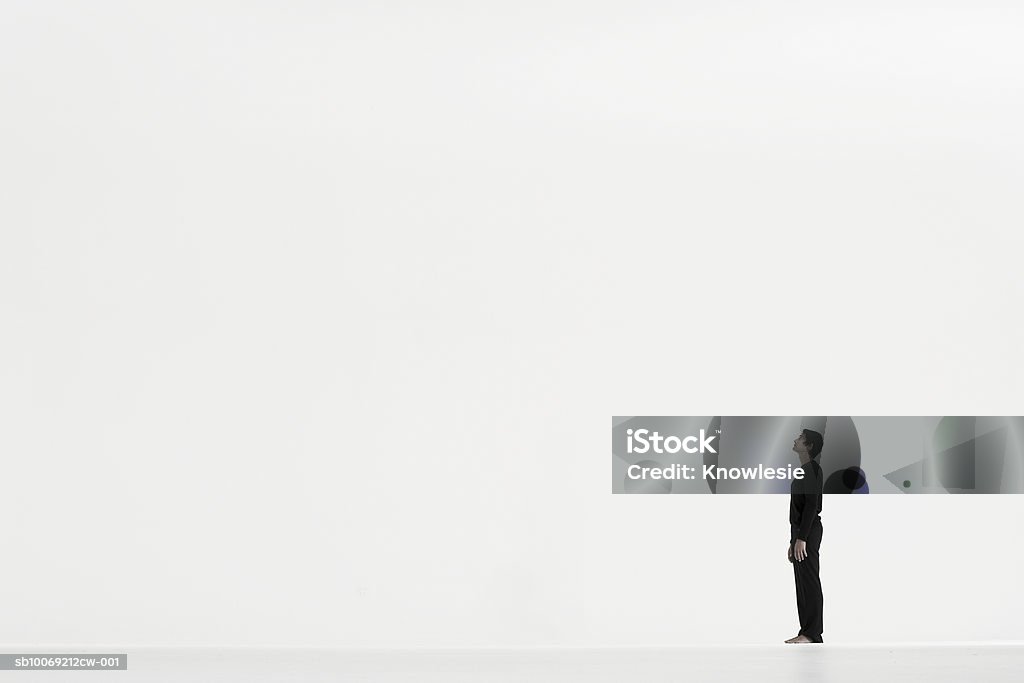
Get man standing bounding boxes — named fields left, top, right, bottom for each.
left=785, top=429, right=825, bottom=644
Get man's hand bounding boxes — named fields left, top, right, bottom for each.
left=793, top=539, right=808, bottom=562
left=787, top=543, right=793, bottom=562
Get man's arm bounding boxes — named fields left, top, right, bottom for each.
left=795, top=463, right=822, bottom=542
left=796, top=491, right=820, bottom=541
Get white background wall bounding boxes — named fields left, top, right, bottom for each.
left=2, top=1, right=1023, bottom=647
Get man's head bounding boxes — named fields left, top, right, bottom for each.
left=792, top=429, right=824, bottom=461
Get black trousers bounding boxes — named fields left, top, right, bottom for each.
left=789, top=519, right=824, bottom=643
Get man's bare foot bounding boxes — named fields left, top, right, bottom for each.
left=784, top=634, right=804, bottom=643
left=788, top=635, right=813, bottom=644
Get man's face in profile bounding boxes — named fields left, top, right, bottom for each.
left=792, top=434, right=808, bottom=456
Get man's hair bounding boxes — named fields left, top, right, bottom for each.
left=802, top=429, right=824, bottom=459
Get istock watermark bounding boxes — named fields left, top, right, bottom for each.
left=625, top=428, right=717, bottom=454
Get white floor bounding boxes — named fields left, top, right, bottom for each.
left=9, top=645, right=1024, bottom=682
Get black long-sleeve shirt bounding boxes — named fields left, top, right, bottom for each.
left=789, top=458, right=823, bottom=541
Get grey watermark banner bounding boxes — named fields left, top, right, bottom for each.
left=612, top=416, right=1024, bottom=494
left=0, top=654, right=127, bottom=670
